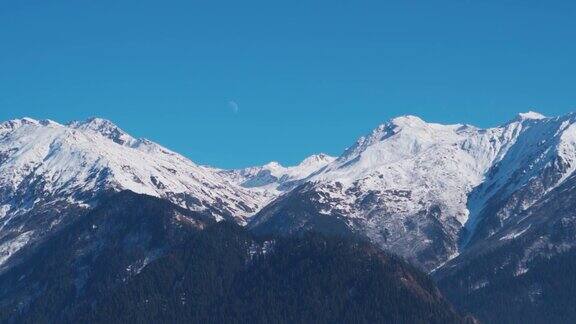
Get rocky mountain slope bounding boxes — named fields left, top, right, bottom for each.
left=219, top=153, right=335, bottom=194
left=0, top=191, right=215, bottom=323
left=0, top=117, right=268, bottom=269
left=0, top=117, right=337, bottom=270
left=435, top=162, right=576, bottom=322
left=4, top=112, right=576, bottom=274
left=4, top=113, right=576, bottom=322
left=252, top=112, right=576, bottom=271
left=0, top=192, right=472, bottom=324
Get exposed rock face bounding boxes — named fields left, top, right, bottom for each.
left=252, top=112, right=576, bottom=271
left=0, top=117, right=267, bottom=268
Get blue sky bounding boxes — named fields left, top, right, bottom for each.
left=1, top=1, right=575, bottom=168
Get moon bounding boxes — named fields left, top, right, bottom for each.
left=228, top=100, right=239, bottom=114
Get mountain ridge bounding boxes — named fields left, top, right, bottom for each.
left=251, top=111, right=576, bottom=270
left=0, top=116, right=333, bottom=269
left=3, top=112, right=576, bottom=322
left=3, top=112, right=576, bottom=271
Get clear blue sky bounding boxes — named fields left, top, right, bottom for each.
left=1, top=1, right=575, bottom=168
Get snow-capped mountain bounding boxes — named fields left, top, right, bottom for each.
left=3, top=112, right=576, bottom=274
left=3, top=112, right=576, bottom=322
left=464, top=112, right=576, bottom=246
left=219, top=153, right=335, bottom=194
left=433, top=113, right=576, bottom=321
left=436, top=163, right=576, bottom=322
left=251, top=112, right=576, bottom=271
left=0, top=117, right=269, bottom=267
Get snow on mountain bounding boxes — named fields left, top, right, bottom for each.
left=0, top=117, right=268, bottom=268
left=516, top=111, right=546, bottom=120
left=435, top=162, right=576, bottom=322
left=313, top=115, right=507, bottom=224
left=252, top=112, right=576, bottom=271
left=220, top=153, right=335, bottom=194
left=464, top=112, right=576, bottom=245
left=3, top=112, right=576, bottom=273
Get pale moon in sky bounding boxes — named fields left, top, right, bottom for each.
left=228, top=100, right=239, bottom=113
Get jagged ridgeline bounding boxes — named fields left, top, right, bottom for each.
left=3, top=112, right=576, bottom=323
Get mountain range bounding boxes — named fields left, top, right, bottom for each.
left=2, top=112, right=576, bottom=322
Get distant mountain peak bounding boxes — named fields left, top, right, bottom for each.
left=220, top=153, right=336, bottom=195
left=255, top=111, right=576, bottom=270
left=298, top=153, right=335, bottom=167
left=69, top=117, right=136, bottom=145
left=1, top=117, right=39, bottom=128
left=69, top=116, right=119, bottom=128
left=390, top=114, right=427, bottom=127
left=38, top=119, right=61, bottom=126
left=0, top=117, right=52, bottom=137
left=0, top=116, right=273, bottom=268
left=516, top=111, right=546, bottom=121
left=20, top=117, right=40, bottom=124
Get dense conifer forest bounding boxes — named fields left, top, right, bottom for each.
left=0, top=192, right=471, bottom=323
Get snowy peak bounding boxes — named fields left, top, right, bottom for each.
left=298, top=153, right=335, bottom=168
left=69, top=117, right=136, bottom=146
left=339, top=115, right=470, bottom=165
left=252, top=153, right=335, bottom=178
left=0, top=116, right=277, bottom=267
left=298, top=153, right=334, bottom=166
left=516, top=111, right=546, bottom=121
left=1, top=118, right=43, bottom=135
left=253, top=111, right=576, bottom=270
left=463, top=112, right=576, bottom=245
left=389, top=115, right=466, bottom=131
left=4, top=112, right=576, bottom=273
left=0, top=117, right=268, bottom=221
left=220, top=153, right=336, bottom=194
left=390, top=115, right=427, bottom=128
left=262, top=161, right=283, bottom=169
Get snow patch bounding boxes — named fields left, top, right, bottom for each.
left=517, top=111, right=546, bottom=120
left=0, top=231, right=34, bottom=265
left=499, top=225, right=532, bottom=241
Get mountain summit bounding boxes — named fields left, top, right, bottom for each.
left=0, top=117, right=334, bottom=269
left=2, top=112, right=576, bottom=322
left=3, top=112, right=576, bottom=273
left=252, top=111, right=576, bottom=271
left=0, top=117, right=269, bottom=268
